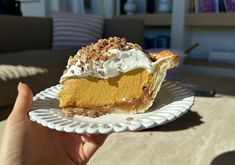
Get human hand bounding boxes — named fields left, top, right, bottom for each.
left=0, top=83, right=107, bottom=165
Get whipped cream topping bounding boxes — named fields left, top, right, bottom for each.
left=60, top=48, right=172, bottom=82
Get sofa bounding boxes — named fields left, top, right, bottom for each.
left=0, top=15, right=144, bottom=109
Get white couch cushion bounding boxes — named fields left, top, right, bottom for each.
left=52, top=12, right=104, bottom=50
left=0, top=65, right=47, bottom=81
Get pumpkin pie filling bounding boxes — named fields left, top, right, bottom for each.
left=59, top=68, right=151, bottom=109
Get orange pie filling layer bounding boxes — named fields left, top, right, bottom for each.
left=58, top=68, right=157, bottom=116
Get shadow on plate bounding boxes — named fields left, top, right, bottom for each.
left=211, top=151, right=235, bottom=165
left=142, top=82, right=204, bottom=132
left=32, top=97, right=59, bottom=110
left=143, top=110, right=203, bottom=132
left=147, top=81, right=194, bottom=112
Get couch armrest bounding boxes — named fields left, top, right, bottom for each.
left=0, top=15, right=52, bottom=54
left=103, top=19, right=144, bottom=47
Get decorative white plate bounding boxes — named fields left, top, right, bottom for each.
left=29, top=81, right=194, bottom=134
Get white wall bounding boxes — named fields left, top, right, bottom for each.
left=187, top=27, right=235, bottom=60
left=20, top=0, right=68, bottom=17
left=21, top=0, right=47, bottom=17
left=145, top=27, right=171, bottom=37
left=170, top=0, right=188, bottom=49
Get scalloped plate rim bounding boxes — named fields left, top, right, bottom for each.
left=29, top=82, right=195, bottom=134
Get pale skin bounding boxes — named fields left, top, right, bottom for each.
left=0, top=83, right=107, bottom=165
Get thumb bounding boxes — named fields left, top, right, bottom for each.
left=9, top=82, right=33, bottom=121
left=81, top=134, right=108, bottom=161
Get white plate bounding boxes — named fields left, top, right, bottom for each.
left=29, top=81, right=194, bottom=134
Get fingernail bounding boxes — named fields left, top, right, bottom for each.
left=18, top=82, right=23, bottom=91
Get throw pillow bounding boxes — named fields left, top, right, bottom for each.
left=52, top=12, right=104, bottom=50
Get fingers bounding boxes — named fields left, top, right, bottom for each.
left=81, top=134, right=108, bottom=160
left=82, top=134, right=108, bottom=146
left=9, top=82, right=33, bottom=121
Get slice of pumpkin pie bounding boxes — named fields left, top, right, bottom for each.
left=58, top=37, right=179, bottom=117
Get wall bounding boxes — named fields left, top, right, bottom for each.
left=20, top=0, right=68, bottom=17
left=187, top=27, right=235, bottom=60
left=169, top=0, right=235, bottom=61
left=21, top=0, right=47, bottom=17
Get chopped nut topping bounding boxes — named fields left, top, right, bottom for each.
left=63, top=108, right=107, bottom=118
left=109, top=54, right=117, bottom=60
left=63, top=37, right=147, bottom=76
left=63, top=69, right=68, bottom=74
left=78, top=37, right=143, bottom=62
left=127, top=117, right=134, bottom=121
left=70, top=55, right=79, bottom=65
